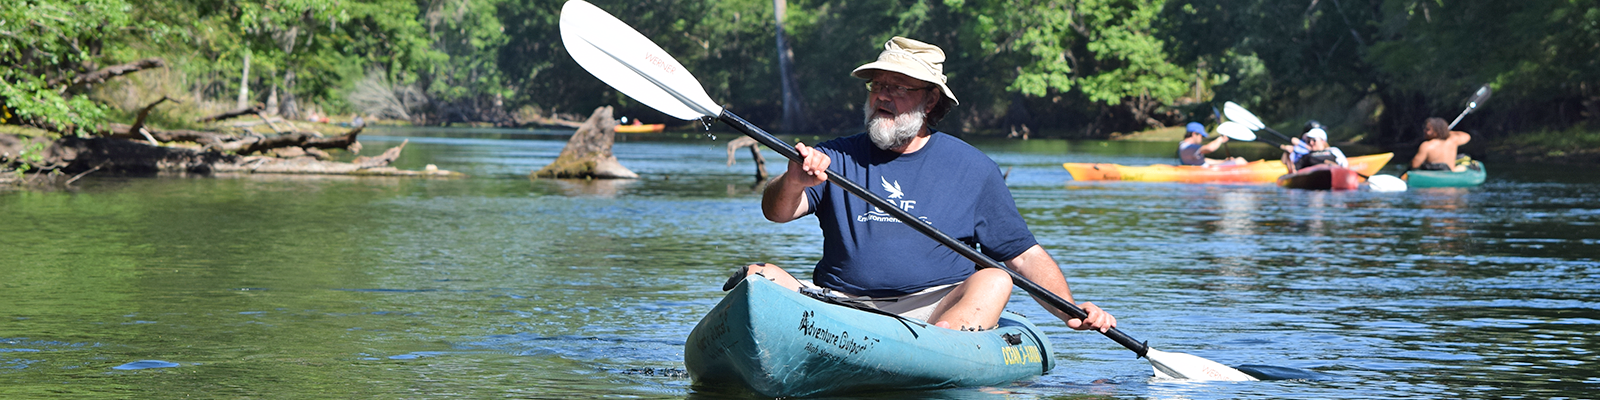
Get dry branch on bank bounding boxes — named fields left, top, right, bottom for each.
left=197, top=105, right=267, bottom=123
left=49, top=58, right=168, bottom=96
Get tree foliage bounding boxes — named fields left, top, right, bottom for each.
left=1164, top=0, right=1600, bottom=143
left=3, top=0, right=1596, bottom=144
left=0, top=0, right=138, bottom=134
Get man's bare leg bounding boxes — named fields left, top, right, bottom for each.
left=726, top=262, right=804, bottom=291
left=928, top=268, right=1012, bottom=331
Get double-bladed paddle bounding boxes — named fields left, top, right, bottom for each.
left=1215, top=121, right=1261, bottom=143
left=558, top=0, right=1256, bottom=382
left=1222, top=101, right=1296, bottom=145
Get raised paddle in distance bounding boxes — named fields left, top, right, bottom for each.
left=1222, top=102, right=1407, bottom=192
left=558, top=0, right=1256, bottom=382
left=1449, top=84, right=1492, bottom=129
left=1222, top=101, right=1296, bottom=144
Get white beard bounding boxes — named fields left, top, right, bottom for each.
left=864, top=103, right=926, bottom=151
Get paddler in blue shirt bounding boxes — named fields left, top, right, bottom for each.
left=724, top=36, right=1117, bottom=334
left=1177, top=122, right=1245, bottom=166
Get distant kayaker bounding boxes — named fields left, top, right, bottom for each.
left=1410, top=117, right=1472, bottom=172
left=1177, top=122, right=1245, bottom=166
left=728, top=36, right=1118, bottom=334
left=1280, top=120, right=1348, bottom=173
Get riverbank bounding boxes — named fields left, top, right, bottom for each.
left=1488, top=127, right=1600, bottom=164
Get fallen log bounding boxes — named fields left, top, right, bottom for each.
left=4, top=135, right=457, bottom=177
left=103, top=123, right=362, bottom=155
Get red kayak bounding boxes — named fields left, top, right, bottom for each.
left=1277, top=164, right=1363, bottom=191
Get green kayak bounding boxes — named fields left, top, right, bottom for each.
left=685, top=277, right=1055, bottom=397
left=1404, top=161, right=1486, bottom=188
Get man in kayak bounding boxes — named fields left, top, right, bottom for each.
left=1410, top=117, right=1473, bottom=172
left=1177, top=122, right=1245, bottom=166
left=1279, top=121, right=1348, bottom=173
left=726, top=36, right=1117, bottom=334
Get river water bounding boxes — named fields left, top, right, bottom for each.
left=2, top=128, right=1595, bottom=399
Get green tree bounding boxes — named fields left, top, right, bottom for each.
left=0, top=0, right=142, bottom=134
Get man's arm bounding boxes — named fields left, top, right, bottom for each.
left=1450, top=131, right=1472, bottom=146
left=1198, top=135, right=1230, bottom=155
left=1005, top=245, right=1117, bottom=332
left=761, top=142, right=830, bottom=223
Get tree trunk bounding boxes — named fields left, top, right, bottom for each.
left=774, top=0, right=809, bottom=133
left=238, top=51, right=251, bottom=110
left=532, top=106, right=637, bottom=179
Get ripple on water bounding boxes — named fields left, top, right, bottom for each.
left=112, top=360, right=180, bottom=370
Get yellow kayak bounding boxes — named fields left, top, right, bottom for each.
left=1064, top=153, right=1393, bottom=183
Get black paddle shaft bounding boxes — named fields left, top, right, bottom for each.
left=716, top=111, right=1151, bottom=359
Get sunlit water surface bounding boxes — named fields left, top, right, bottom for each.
left=2, top=128, right=1595, bottom=399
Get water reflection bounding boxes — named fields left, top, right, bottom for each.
left=541, top=178, right=638, bottom=198
left=1413, top=187, right=1475, bottom=256
left=1, top=133, right=1597, bottom=399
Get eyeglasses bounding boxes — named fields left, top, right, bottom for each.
left=865, top=81, right=935, bottom=97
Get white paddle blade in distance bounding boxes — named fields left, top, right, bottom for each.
left=559, top=0, right=722, bottom=120
left=1147, top=349, right=1259, bottom=382
left=1215, top=121, right=1257, bottom=142
left=1223, top=101, right=1266, bottom=131
left=1366, top=174, right=1408, bottom=192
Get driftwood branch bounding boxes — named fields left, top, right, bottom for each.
left=352, top=138, right=403, bottom=168
left=53, top=58, right=166, bottom=95
left=128, top=95, right=175, bottom=138
left=725, top=136, right=768, bottom=181
left=197, top=105, right=265, bottom=123
left=254, top=110, right=285, bottom=133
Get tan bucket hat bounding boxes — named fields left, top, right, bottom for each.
left=851, top=36, right=959, bottom=105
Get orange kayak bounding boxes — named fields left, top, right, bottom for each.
left=614, top=123, right=665, bottom=133
left=1064, top=153, right=1393, bottom=184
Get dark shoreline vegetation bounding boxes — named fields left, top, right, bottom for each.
left=3, top=0, right=1597, bottom=184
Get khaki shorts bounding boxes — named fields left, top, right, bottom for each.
left=792, top=280, right=958, bottom=323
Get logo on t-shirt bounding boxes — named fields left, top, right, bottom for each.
left=857, top=176, right=929, bottom=224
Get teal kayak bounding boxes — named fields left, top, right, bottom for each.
left=685, top=277, right=1055, bottom=397
left=1404, top=161, right=1486, bottom=188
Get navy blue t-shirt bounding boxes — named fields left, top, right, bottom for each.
left=802, top=131, right=1039, bottom=297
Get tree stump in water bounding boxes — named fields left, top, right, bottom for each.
left=725, top=136, right=768, bottom=181
left=532, top=106, right=637, bottom=179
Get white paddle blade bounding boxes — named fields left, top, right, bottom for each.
left=1215, top=121, right=1257, bottom=141
left=1147, top=349, right=1259, bottom=382
left=559, top=0, right=722, bottom=120
left=1222, top=101, right=1265, bottom=131
left=1366, top=174, right=1408, bottom=192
